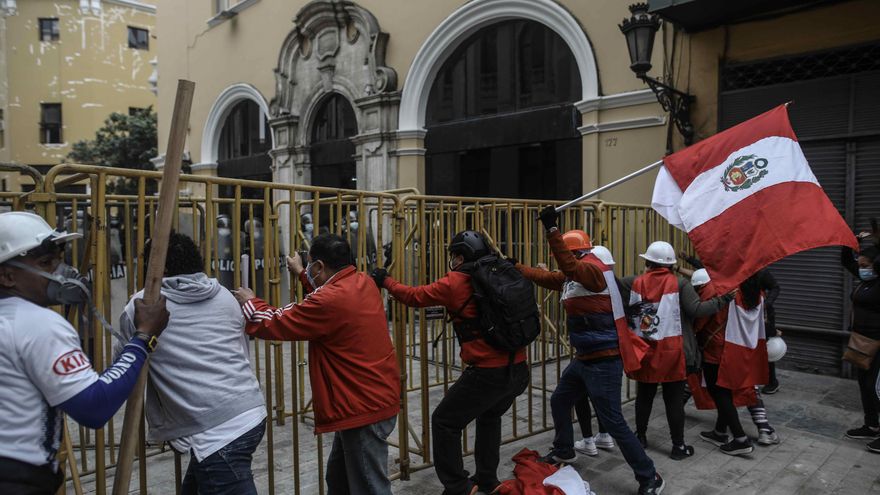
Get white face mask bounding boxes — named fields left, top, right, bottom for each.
left=860, top=267, right=878, bottom=281
left=305, top=261, right=321, bottom=288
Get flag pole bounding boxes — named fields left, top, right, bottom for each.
left=555, top=159, right=664, bottom=212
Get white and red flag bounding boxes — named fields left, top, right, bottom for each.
left=718, top=293, right=769, bottom=389
left=584, top=253, right=648, bottom=373
left=628, top=270, right=685, bottom=383
left=652, top=104, right=858, bottom=296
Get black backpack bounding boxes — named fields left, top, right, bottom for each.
left=464, top=254, right=541, bottom=352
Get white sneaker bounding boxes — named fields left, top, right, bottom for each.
left=757, top=430, right=780, bottom=445
left=574, top=437, right=598, bottom=456
left=594, top=433, right=615, bottom=450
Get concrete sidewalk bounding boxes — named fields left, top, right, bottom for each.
left=392, top=368, right=880, bottom=494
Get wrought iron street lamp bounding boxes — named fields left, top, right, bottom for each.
left=619, top=3, right=695, bottom=145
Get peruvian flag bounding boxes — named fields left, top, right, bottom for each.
left=585, top=254, right=648, bottom=373
left=652, top=104, right=858, bottom=296
left=627, top=270, right=685, bottom=383
left=718, top=293, right=769, bottom=389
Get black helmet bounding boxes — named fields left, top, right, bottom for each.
left=448, top=230, right=489, bottom=261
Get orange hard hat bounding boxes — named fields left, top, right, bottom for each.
left=562, top=230, right=592, bottom=251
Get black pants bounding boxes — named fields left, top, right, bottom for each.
left=0, top=457, right=63, bottom=495
left=766, top=306, right=779, bottom=387
left=574, top=395, right=606, bottom=437
left=635, top=380, right=686, bottom=446
left=432, top=362, right=529, bottom=495
left=703, top=362, right=746, bottom=438
left=858, top=353, right=880, bottom=428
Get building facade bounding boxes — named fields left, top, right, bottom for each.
left=153, top=0, right=671, bottom=205
left=0, top=0, right=157, bottom=192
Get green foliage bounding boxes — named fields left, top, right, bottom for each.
left=67, top=107, right=158, bottom=195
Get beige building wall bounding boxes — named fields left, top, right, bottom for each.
left=155, top=0, right=670, bottom=204
left=0, top=0, right=156, bottom=191
left=668, top=0, right=880, bottom=148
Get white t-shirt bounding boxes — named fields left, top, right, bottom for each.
left=169, top=406, right=267, bottom=462
left=0, top=297, right=98, bottom=468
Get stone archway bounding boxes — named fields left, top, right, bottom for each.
left=268, top=0, right=399, bottom=193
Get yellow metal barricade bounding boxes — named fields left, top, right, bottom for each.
left=10, top=164, right=691, bottom=493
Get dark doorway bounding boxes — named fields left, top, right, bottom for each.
left=216, top=99, right=272, bottom=203
left=425, top=20, right=582, bottom=200
left=310, top=93, right=357, bottom=190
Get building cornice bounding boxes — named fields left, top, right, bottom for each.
left=577, top=115, right=667, bottom=136
left=575, top=89, right=658, bottom=114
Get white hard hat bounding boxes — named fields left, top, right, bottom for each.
left=0, top=212, right=82, bottom=264
left=691, top=268, right=711, bottom=287
left=591, top=245, right=615, bottom=266
left=639, top=241, right=676, bottom=265
left=767, top=336, right=787, bottom=362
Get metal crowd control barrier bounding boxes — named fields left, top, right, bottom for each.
left=6, top=164, right=689, bottom=494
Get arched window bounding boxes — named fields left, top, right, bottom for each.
left=309, top=93, right=357, bottom=190
left=425, top=20, right=582, bottom=200
left=217, top=99, right=271, bottom=181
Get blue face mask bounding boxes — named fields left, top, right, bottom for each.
left=859, top=267, right=878, bottom=281
left=305, top=261, right=321, bottom=288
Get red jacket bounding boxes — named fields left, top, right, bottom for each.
left=242, top=266, right=400, bottom=434
left=383, top=272, right=527, bottom=368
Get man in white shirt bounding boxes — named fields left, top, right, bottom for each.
left=0, top=212, right=168, bottom=494
left=118, top=233, right=266, bottom=495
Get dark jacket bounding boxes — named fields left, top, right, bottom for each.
left=842, top=247, right=880, bottom=339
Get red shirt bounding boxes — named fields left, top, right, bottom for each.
left=242, top=266, right=400, bottom=434
left=383, top=271, right=528, bottom=368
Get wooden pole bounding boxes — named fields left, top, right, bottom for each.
left=112, top=79, right=195, bottom=495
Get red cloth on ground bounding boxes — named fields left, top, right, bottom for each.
left=495, top=449, right=565, bottom=495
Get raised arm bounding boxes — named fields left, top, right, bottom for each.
left=516, top=263, right=566, bottom=291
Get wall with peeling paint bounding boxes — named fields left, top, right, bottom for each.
left=1, top=0, right=155, bottom=191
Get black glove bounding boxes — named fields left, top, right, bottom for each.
left=538, top=205, right=559, bottom=232
left=370, top=268, right=387, bottom=289
left=505, top=257, right=518, bottom=266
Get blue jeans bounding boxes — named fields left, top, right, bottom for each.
left=180, top=420, right=265, bottom=495
left=326, top=415, right=397, bottom=495
left=550, top=358, right=655, bottom=484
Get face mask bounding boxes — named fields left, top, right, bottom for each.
left=304, top=223, right=314, bottom=233
left=860, top=267, right=878, bottom=281
left=349, top=222, right=358, bottom=230
left=305, top=261, right=321, bottom=288
left=9, top=261, right=90, bottom=305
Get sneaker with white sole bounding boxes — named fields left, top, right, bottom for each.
left=699, top=430, right=729, bottom=447
left=720, top=438, right=754, bottom=456
left=846, top=425, right=880, bottom=440
left=574, top=437, right=598, bottom=456
left=758, top=430, right=780, bottom=445
left=537, top=449, right=577, bottom=464
left=594, top=432, right=615, bottom=450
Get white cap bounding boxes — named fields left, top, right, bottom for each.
left=591, top=245, right=615, bottom=266
left=691, top=268, right=710, bottom=287
left=0, top=212, right=82, bottom=264
left=639, top=241, right=676, bottom=265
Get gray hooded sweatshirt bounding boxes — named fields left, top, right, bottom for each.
left=119, top=273, right=265, bottom=442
